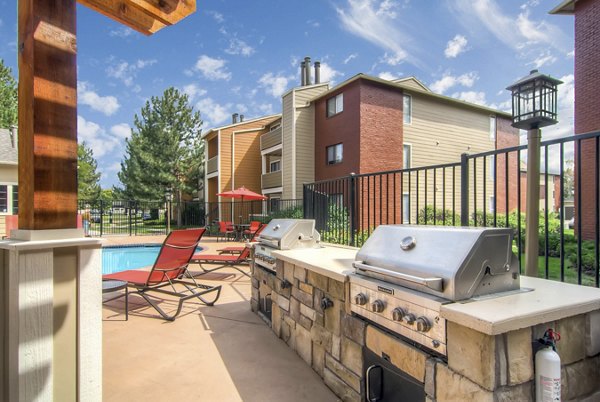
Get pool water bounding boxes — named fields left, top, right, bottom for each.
left=102, top=245, right=203, bottom=275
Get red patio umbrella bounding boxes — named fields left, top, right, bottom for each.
left=217, top=186, right=266, bottom=223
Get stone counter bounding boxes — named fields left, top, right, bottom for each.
left=252, top=245, right=600, bottom=401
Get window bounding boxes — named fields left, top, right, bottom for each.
left=403, top=94, right=412, bottom=124
left=489, top=196, right=495, bottom=213
left=403, top=144, right=412, bottom=169
left=326, top=93, right=343, bottom=117
left=488, top=156, right=496, bottom=180
left=326, top=143, right=343, bottom=165
left=402, top=193, right=411, bottom=223
left=269, top=197, right=281, bottom=213
left=270, top=160, right=281, bottom=172
left=489, top=115, right=496, bottom=140
left=0, top=185, right=6, bottom=213
left=12, top=186, right=18, bottom=214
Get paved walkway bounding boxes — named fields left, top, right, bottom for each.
left=102, top=235, right=339, bottom=402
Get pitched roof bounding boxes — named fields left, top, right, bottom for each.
left=309, top=73, right=513, bottom=118
left=201, top=114, right=281, bottom=139
left=549, top=0, right=577, bottom=14
left=0, top=128, right=18, bottom=164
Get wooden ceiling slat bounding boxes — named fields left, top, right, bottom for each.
left=77, top=0, right=196, bottom=35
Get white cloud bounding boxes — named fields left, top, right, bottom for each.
left=445, top=34, right=468, bottom=58
left=196, top=97, right=232, bottom=128
left=106, top=58, right=156, bottom=87
left=207, top=10, right=224, bottom=23
left=110, top=123, right=131, bottom=140
left=258, top=73, right=293, bottom=98
left=343, top=53, right=358, bottom=64
left=109, top=27, right=135, bottom=38
left=430, top=72, right=478, bottom=94
left=378, top=72, right=398, bottom=81
left=319, top=62, right=342, bottom=84
left=450, top=0, right=567, bottom=52
left=450, top=91, right=487, bottom=105
left=182, top=83, right=207, bottom=102
left=77, top=82, right=120, bottom=116
left=528, top=51, right=557, bottom=69
left=77, top=115, right=120, bottom=158
left=225, top=38, right=255, bottom=57
left=307, top=19, right=321, bottom=28
left=337, top=0, right=415, bottom=67
left=193, top=55, right=232, bottom=81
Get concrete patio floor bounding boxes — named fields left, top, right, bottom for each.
left=102, top=236, right=339, bottom=402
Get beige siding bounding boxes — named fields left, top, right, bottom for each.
left=0, top=215, right=5, bottom=238
left=233, top=130, right=264, bottom=194
left=0, top=165, right=17, bottom=183
left=392, top=77, right=429, bottom=92
left=403, top=93, right=497, bottom=221
left=282, top=93, right=294, bottom=199
left=260, top=127, right=282, bottom=150
left=295, top=105, right=315, bottom=198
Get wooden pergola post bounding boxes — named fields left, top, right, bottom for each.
left=18, top=0, right=78, bottom=230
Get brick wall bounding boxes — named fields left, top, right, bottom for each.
left=574, top=0, right=600, bottom=239
left=495, top=117, right=520, bottom=214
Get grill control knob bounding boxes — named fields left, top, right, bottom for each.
left=371, top=300, right=385, bottom=313
left=416, top=317, right=432, bottom=333
left=404, top=313, right=416, bottom=325
left=354, top=293, right=368, bottom=306
left=392, top=307, right=406, bottom=322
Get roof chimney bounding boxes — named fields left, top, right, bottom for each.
left=300, top=61, right=306, bottom=86
left=314, top=61, right=321, bottom=84
left=232, top=113, right=239, bottom=124
left=239, top=114, right=244, bottom=122
left=304, top=56, right=312, bottom=86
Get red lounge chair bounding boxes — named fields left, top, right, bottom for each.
left=103, top=228, right=221, bottom=321
left=190, top=246, right=251, bottom=277
left=217, top=223, right=266, bottom=255
left=243, top=220, right=261, bottom=239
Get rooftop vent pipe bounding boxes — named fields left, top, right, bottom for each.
left=240, top=114, right=244, bottom=122
left=9, top=125, right=16, bottom=148
left=232, top=113, right=239, bottom=124
left=314, top=61, right=321, bottom=84
left=304, top=56, right=312, bottom=86
left=300, top=61, right=306, bottom=86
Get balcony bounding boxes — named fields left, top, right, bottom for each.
left=262, top=170, right=282, bottom=189
left=207, top=156, right=218, bottom=175
left=260, top=127, right=282, bottom=151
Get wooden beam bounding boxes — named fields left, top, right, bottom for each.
left=77, top=0, right=166, bottom=35
left=18, top=0, right=78, bottom=230
left=126, top=0, right=196, bottom=26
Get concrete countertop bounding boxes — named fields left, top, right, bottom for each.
left=441, top=276, right=600, bottom=335
left=272, top=244, right=358, bottom=282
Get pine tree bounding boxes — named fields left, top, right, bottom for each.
left=118, top=87, right=203, bottom=204
left=0, top=59, right=18, bottom=128
left=78, top=142, right=102, bottom=200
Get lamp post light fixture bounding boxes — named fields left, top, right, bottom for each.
left=506, top=69, right=562, bottom=277
left=165, top=187, right=173, bottom=234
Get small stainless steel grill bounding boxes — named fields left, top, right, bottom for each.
left=350, top=225, right=521, bottom=356
left=254, top=219, right=321, bottom=271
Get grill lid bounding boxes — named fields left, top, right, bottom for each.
left=354, top=225, right=520, bottom=301
left=258, top=219, right=321, bottom=250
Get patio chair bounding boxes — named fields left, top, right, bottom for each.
left=217, top=221, right=235, bottom=242
left=190, top=246, right=252, bottom=277
left=102, top=228, right=222, bottom=321
left=243, top=220, right=261, bottom=240
left=217, top=223, right=266, bottom=255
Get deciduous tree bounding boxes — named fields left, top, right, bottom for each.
left=0, top=59, right=18, bottom=128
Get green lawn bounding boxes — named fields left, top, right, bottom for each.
left=515, top=250, right=597, bottom=286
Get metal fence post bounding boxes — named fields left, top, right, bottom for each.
left=303, top=184, right=308, bottom=219
left=100, top=199, right=104, bottom=236
left=460, top=153, right=469, bottom=226
left=349, top=173, right=357, bottom=247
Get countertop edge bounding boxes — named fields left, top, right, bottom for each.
left=271, top=246, right=356, bottom=282
left=0, top=237, right=103, bottom=251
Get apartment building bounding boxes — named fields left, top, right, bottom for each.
left=203, top=114, right=281, bottom=222
left=551, top=0, right=600, bottom=239
left=0, top=127, right=18, bottom=237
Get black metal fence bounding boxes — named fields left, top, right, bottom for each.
left=204, top=199, right=303, bottom=226
left=304, top=130, right=600, bottom=288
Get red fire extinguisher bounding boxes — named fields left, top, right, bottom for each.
left=536, top=329, right=561, bottom=402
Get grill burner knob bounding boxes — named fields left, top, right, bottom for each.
left=404, top=313, right=416, bottom=325
left=371, top=300, right=385, bottom=313
left=416, top=317, right=432, bottom=332
left=392, top=308, right=406, bottom=322
left=354, top=293, right=368, bottom=306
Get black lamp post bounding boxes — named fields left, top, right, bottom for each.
left=506, top=70, right=562, bottom=277
left=165, top=187, right=173, bottom=234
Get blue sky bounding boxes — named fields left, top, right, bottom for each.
left=0, top=0, right=575, bottom=187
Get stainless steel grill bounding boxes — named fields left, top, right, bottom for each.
left=350, top=225, right=521, bottom=356
left=254, top=219, right=321, bottom=271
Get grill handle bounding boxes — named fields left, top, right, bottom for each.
left=353, top=262, right=444, bottom=292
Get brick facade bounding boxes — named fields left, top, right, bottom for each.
left=574, top=0, right=600, bottom=239
left=495, top=117, right=521, bottom=214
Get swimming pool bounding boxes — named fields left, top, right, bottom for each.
left=102, top=244, right=204, bottom=275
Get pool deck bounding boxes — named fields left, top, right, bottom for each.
left=102, top=235, right=339, bottom=402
